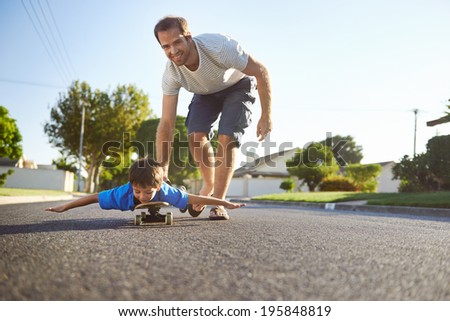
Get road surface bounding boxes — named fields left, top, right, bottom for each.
left=1, top=201, right=449, bottom=300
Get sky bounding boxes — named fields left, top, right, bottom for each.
left=1, top=0, right=450, bottom=169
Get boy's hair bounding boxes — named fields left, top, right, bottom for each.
left=154, top=16, right=190, bottom=43
left=129, top=157, right=164, bottom=188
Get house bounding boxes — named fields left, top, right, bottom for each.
left=375, top=161, right=401, bottom=193
left=186, top=148, right=401, bottom=197
left=229, top=151, right=400, bottom=197
left=227, top=148, right=303, bottom=197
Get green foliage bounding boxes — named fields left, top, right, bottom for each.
left=0, top=169, right=14, bottom=187
left=426, top=135, right=450, bottom=189
left=280, top=178, right=295, bottom=192
left=319, top=176, right=357, bottom=191
left=0, top=106, right=22, bottom=159
left=345, top=163, right=381, bottom=192
left=136, top=115, right=201, bottom=186
left=320, top=134, right=363, bottom=164
left=44, top=81, right=151, bottom=192
left=392, top=154, right=437, bottom=192
left=287, top=144, right=338, bottom=191
left=52, top=152, right=78, bottom=173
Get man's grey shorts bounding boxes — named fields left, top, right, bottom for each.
left=185, top=76, right=256, bottom=147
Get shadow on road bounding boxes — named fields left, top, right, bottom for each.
left=0, top=216, right=206, bottom=235
left=0, top=218, right=129, bottom=235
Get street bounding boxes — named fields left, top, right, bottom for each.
left=1, top=201, right=449, bottom=300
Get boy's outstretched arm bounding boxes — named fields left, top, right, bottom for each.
left=45, top=194, right=99, bottom=213
left=187, top=194, right=245, bottom=209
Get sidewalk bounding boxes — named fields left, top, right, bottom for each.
left=0, top=194, right=74, bottom=205
left=230, top=198, right=450, bottom=218
left=2, top=194, right=450, bottom=218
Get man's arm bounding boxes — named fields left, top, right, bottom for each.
left=242, top=55, right=272, bottom=141
left=45, top=194, right=99, bottom=213
left=156, top=94, right=178, bottom=179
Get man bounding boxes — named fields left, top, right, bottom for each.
left=154, top=16, right=272, bottom=220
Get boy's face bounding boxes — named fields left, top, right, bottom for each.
left=132, top=184, right=160, bottom=203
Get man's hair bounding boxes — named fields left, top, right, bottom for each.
left=154, top=16, right=190, bottom=43
left=129, top=157, right=164, bottom=188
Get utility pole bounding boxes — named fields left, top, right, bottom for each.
left=77, top=100, right=86, bottom=192
left=413, top=109, right=418, bottom=156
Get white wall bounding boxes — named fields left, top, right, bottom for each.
left=228, top=177, right=298, bottom=197
left=377, top=163, right=400, bottom=193
left=0, top=167, right=74, bottom=192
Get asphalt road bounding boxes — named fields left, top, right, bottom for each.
left=1, top=201, right=449, bottom=300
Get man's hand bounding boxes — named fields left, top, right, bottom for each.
left=256, top=116, right=272, bottom=141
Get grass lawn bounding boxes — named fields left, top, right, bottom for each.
left=252, top=191, right=450, bottom=209
left=0, top=188, right=70, bottom=197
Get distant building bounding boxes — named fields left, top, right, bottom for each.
left=0, top=156, right=74, bottom=192
left=185, top=148, right=401, bottom=197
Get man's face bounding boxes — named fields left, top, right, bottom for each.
left=158, top=27, right=191, bottom=66
left=132, top=184, right=159, bottom=204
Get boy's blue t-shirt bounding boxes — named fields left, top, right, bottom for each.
left=98, top=182, right=188, bottom=211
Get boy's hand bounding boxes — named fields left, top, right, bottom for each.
left=45, top=206, right=67, bottom=213
left=223, top=201, right=245, bottom=209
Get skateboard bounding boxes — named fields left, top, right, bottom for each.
left=134, top=201, right=173, bottom=226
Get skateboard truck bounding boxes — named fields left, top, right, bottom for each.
left=134, top=202, right=173, bottom=226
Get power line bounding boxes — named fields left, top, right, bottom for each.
left=21, top=0, right=76, bottom=86
left=21, top=0, right=68, bottom=85
left=0, top=77, right=66, bottom=89
left=37, top=0, right=75, bottom=80
left=44, top=0, right=77, bottom=77
left=27, top=0, right=71, bottom=84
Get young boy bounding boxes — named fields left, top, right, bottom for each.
left=45, top=157, right=244, bottom=220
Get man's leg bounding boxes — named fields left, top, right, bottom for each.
left=189, top=131, right=215, bottom=211
left=213, top=134, right=237, bottom=201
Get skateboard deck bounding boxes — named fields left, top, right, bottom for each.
left=134, top=201, right=173, bottom=226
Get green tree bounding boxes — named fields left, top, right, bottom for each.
left=135, top=115, right=200, bottom=186
left=0, top=106, right=22, bottom=159
left=44, top=81, right=151, bottom=192
left=427, top=135, right=450, bottom=190
left=320, top=134, right=363, bottom=164
left=287, top=143, right=338, bottom=191
left=0, top=106, right=23, bottom=186
left=52, top=151, right=78, bottom=173
left=392, top=154, right=437, bottom=192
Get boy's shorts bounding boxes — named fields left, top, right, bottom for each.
left=185, top=76, right=256, bottom=147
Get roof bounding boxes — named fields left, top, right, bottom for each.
left=233, top=147, right=298, bottom=178
left=0, top=158, right=18, bottom=167
left=427, top=114, right=450, bottom=127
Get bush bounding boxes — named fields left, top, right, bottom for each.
left=319, top=176, right=358, bottom=191
left=0, top=169, right=14, bottom=187
left=427, top=135, right=450, bottom=190
left=280, top=178, right=295, bottom=192
left=345, top=164, right=381, bottom=192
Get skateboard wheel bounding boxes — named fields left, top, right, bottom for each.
left=166, top=212, right=173, bottom=225
left=141, top=211, right=146, bottom=219
left=135, top=215, right=142, bottom=226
